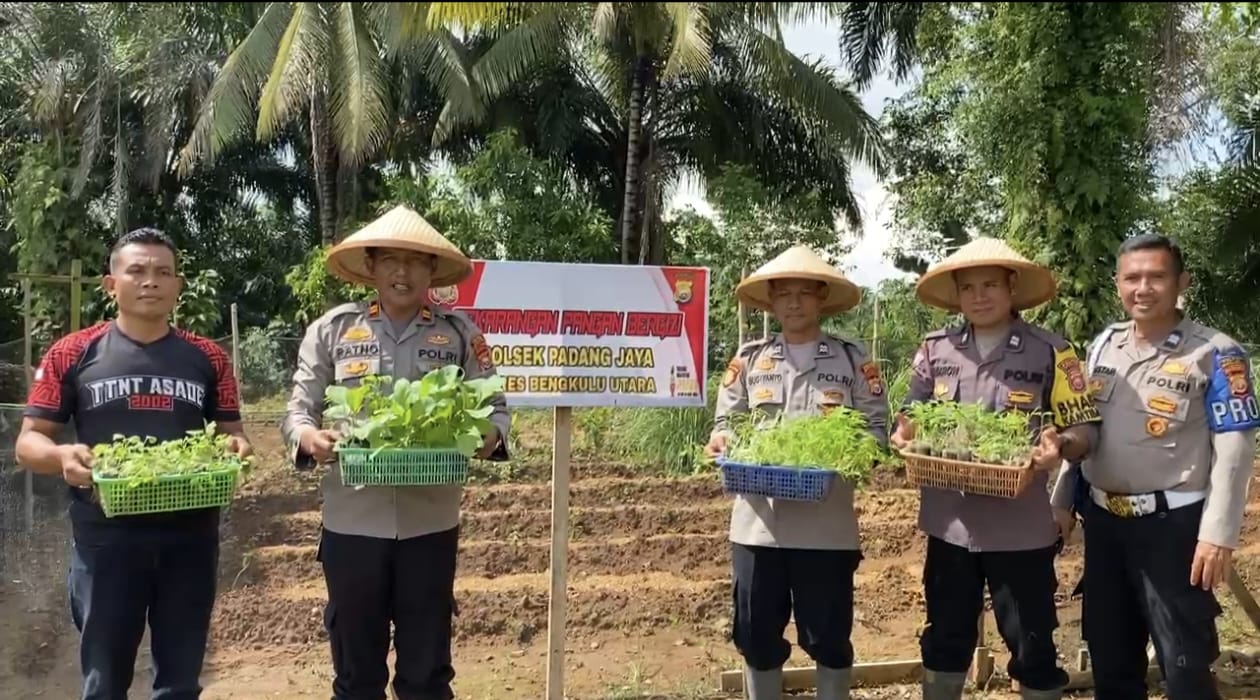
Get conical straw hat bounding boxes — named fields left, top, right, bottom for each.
left=326, top=205, right=472, bottom=288
left=915, top=237, right=1056, bottom=312
left=735, top=245, right=862, bottom=315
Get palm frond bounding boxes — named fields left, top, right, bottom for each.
left=735, top=26, right=885, bottom=174
left=112, top=93, right=131, bottom=234
left=71, top=71, right=105, bottom=194
left=839, top=2, right=923, bottom=89
left=466, top=3, right=572, bottom=104
left=329, top=2, right=390, bottom=166
left=257, top=2, right=326, bottom=143
left=1231, top=102, right=1259, bottom=169
left=660, top=3, right=711, bottom=79
left=178, top=1, right=294, bottom=176
left=416, top=29, right=483, bottom=145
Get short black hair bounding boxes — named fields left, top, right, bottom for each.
left=109, top=227, right=179, bottom=272
left=1117, top=233, right=1184, bottom=276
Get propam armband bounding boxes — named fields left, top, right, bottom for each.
left=1207, top=348, right=1260, bottom=433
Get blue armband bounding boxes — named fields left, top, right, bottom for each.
left=1206, top=348, right=1260, bottom=433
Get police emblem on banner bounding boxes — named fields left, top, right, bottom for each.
left=428, top=285, right=459, bottom=306
left=673, top=276, right=694, bottom=304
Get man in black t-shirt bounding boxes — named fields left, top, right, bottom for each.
left=15, top=229, right=252, bottom=700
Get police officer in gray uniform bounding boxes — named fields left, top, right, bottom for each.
left=891, top=238, right=1100, bottom=700
left=283, top=206, right=510, bottom=700
left=1052, top=234, right=1258, bottom=700
left=705, top=246, right=890, bottom=700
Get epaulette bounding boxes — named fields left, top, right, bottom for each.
left=735, top=336, right=773, bottom=358
left=1022, top=323, right=1071, bottom=352
left=823, top=331, right=868, bottom=353
left=320, top=301, right=367, bottom=323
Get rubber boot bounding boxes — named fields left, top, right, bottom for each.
left=815, top=665, right=852, bottom=700
left=1019, top=686, right=1063, bottom=700
left=922, top=669, right=967, bottom=700
left=744, top=665, right=783, bottom=700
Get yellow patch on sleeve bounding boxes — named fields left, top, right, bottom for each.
left=1050, top=346, right=1101, bottom=428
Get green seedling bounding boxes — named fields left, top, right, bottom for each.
left=91, top=421, right=250, bottom=485
left=722, top=406, right=894, bottom=486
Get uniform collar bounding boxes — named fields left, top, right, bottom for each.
left=367, top=300, right=436, bottom=344
left=953, top=319, right=1024, bottom=353
left=1117, top=314, right=1191, bottom=353
left=767, top=333, right=832, bottom=372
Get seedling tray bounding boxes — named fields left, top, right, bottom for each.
left=717, top=458, right=836, bottom=502
left=92, top=465, right=241, bottom=518
left=898, top=449, right=1033, bottom=499
left=336, top=447, right=470, bottom=487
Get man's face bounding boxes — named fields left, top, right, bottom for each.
left=768, top=279, right=824, bottom=334
left=366, top=247, right=435, bottom=309
left=954, top=266, right=1014, bottom=328
left=1116, top=248, right=1188, bottom=323
left=103, top=244, right=182, bottom=321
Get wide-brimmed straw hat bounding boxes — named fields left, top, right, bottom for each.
left=325, top=205, right=472, bottom=288
left=735, top=245, right=862, bottom=315
left=915, top=237, right=1056, bottom=312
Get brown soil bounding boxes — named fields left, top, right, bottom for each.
left=1, top=425, right=1258, bottom=700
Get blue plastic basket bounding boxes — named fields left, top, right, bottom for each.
left=717, top=459, right=837, bottom=502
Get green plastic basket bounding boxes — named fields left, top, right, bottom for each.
left=92, top=465, right=241, bottom=518
left=336, top=447, right=470, bottom=487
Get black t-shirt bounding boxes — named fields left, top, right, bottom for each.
left=24, top=321, right=242, bottom=530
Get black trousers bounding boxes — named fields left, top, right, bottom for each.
left=920, top=536, right=1068, bottom=691
left=731, top=543, right=861, bottom=670
left=68, top=521, right=218, bottom=700
left=318, top=526, right=459, bottom=700
left=1082, top=499, right=1222, bottom=700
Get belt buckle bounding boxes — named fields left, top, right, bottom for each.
left=1104, top=493, right=1136, bottom=518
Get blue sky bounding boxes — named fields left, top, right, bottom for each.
left=668, top=19, right=1232, bottom=288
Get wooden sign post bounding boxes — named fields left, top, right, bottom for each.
left=545, top=406, right=573, bottom=699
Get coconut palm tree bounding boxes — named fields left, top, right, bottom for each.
left=447, top=2, right=886, bottom=264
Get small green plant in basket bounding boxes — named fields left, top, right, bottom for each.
left=901, top=400, right=1047, bottom=466
left=89, top=423, right=249, bottom=517
left=722, top=406, right=893, bottom=487
left=324, top=365, right=505, bottom=457
left=92, top=422, right=250, bottom=485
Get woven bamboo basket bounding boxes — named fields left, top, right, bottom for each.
left=899, top=449, right=1035, bottom=499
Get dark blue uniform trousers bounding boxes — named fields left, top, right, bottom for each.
left=731, top=543, right=862, bottom=670
left=67, top=521, right=218, bottom=700
left=920, top=536, right=1068, bottom=691
left=318, top=525, right=460, bottom=700
left=1082, top=499, right=1223, bottom=700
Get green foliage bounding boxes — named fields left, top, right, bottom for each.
left=722, top=406, right=892, bottom=486
left=284, top=245, right=375, bottom=326
left=902, top=400, right=1043, bottom=465
left=237, top=327, right=292, bottom=402
left=174, top=269, right=223, bottom=336
left=324, top=366, right=504, bottom=456
left=91, top=422, right=250, bottom=482
left=887, top=2, right=1168, bottom=343
left=385, top=128, right=617, bottom=263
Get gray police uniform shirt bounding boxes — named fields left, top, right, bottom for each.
left=713, top=333, right=891, bottom=551
left=1051, top=316, right=1259, bottom=549
left=281, top=300, right=511, bottom=540
left=905, top=319, right=1101, bottom=552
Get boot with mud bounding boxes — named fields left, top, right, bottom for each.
left=922, top=669, right=967, bottom=700
left=814, top=665, right=852, bottom=700
left=743, top=665, right=783, bottom=700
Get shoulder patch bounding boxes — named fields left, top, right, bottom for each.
left=722, top=357, right=745, bottom=388
left=1207, top=346, right=1260, bottom=433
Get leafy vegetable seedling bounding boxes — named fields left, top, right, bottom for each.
left=901, top=400, right=1047, bottom=466
left=721, top=406, right=893, bottom=487
left=92, top=422, right=250, bottom=485
left=324, top=365, right=504, bottom=457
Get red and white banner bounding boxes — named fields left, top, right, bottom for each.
left=428, top=261, right=710, bottom=408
